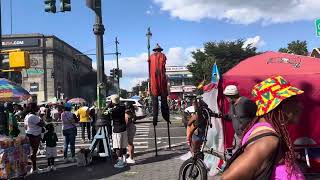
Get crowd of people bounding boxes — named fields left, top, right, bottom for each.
left=0, top=94, right=139, bottom=174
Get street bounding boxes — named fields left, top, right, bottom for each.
left=26, top=115, right=189, bottom=180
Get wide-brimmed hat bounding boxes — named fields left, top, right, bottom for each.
left=153, top=43, right=163, bottom=52
left=252, top=76, right=304, bottom=116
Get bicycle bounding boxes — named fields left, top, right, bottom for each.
left=178, top=96, right=227, bottom=180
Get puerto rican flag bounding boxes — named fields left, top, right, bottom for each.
left=202, top=63, right=224, bottom=176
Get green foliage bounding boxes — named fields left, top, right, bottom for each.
left=119, top=89, right=128, bottom=98
left=278, top=40, right=308, bottom=56
left=187, top=40, right=257, bottom=86
left=132, top=80, right=148, bottom=95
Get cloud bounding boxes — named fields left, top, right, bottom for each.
left=153, top=0, right=320, bottom=24
left=95, top=46, right=197, bottom=90
left=146, top=5, right=154, bottom=15
left=242, top=36, right=266, bottom=49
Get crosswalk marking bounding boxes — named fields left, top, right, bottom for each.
left=37, top=123, right=151, bottom=166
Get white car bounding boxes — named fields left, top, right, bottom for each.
left=106, top=97, right=146, bottom=118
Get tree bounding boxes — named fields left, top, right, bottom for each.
left=119, top=89, right=128, bottom=98
left=278, top=40, right=308, bottom=56
left=187, top=40, right=258, bottom=85
left=132, top=80, right=148, bottom=95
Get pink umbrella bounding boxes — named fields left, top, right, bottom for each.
left=67, top=98, right=86, bottom=104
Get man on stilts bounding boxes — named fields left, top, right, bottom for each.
left=149, top=44, right=171, bottom=155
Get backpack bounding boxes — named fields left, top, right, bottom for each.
left=76, top=148, right=92, bottom=167
left=224, top=132, right=280, bottom=180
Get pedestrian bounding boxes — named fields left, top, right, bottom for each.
left=109, top=94, right=128, bottom=168
left=223, top=85, right=257, bottom=152
left=42, top=123, right=58, bottom=171
left=222, top=76, right=305, bottom=180
left=51, top=105, right=60, bottom=122
left=89, top=104, right=96, bottom=139
left=24, top=103, right=44, bottom=174
left=14, top=104, right=24, bottom=122
left=61, top=103, right=77, bottom=163
left=5, top=103, right=20, bottom=138
left=0, top=104, right=8, bottom=135
left=39, top=104, right=46, bottom=121
left=76, top=103, right=91, bottom=143
left=186, top=100, right=207, bottom=154
left=124, top=102, right=136, bottom=164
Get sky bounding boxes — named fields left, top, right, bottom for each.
left=2, top=0, right=320, bottom=90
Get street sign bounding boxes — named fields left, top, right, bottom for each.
left=316, top=18, right=320, bottom=37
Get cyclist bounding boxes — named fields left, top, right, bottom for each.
left=186, top=99, right=208, bottom=154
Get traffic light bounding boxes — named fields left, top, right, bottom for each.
left=51, top=71, right=55, bottom=78
left=114, top=68, right=118, bottom=78
left=114, top=68, right=122, bottom=78
left=86, top=0, right=101, bottom=12
left=110, top=69, right=115, bottom=78
left=9, top=51, right=30, bottom=69
left=60, top=0, right=71, bottom=12
left=45, top=0, right=56, bottom=13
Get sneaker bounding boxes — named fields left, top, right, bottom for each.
left=51, top=166, right=56, bottom=171
left=29, top=168, right=38, bottom=174
left=114, top=160, right=126, bottom=168
left=126, top=158, right=135, bottom=164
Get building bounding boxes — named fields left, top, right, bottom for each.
left=166, top=66, right=196, bottom=99
left=2, top=33, right=96, bottom=103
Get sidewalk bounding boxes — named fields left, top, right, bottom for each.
left=26, top=145, right=188, bottom=180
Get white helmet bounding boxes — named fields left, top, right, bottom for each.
left=110, top=94, right=120, bottom=104
left=223, top=85, right=239, bottom=96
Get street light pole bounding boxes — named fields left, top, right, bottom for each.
left=146, top=27, right=158, bottom=156
left=115, top=37, right=120, bottom=94
left=146, top=27, right=152, bottom=96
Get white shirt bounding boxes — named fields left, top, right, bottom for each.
left=39, top=107, right=46, bottom=115
left=24, top=113, right=42, bottom=136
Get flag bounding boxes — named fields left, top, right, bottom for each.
left=211, top=62, right=220, bottom=84
left=202, top=63, right=223, bottom=176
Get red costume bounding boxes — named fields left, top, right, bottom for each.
left=149, top=52, right=168, bottom=96
left=148, top=44, right=170, bottom=126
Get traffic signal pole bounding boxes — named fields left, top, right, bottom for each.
left=91, top=0, right=107, bottom=126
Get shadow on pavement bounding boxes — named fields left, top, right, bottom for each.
left=134, top=150, right=187, bottom=166
left=25, top=159, right=130, bottom=180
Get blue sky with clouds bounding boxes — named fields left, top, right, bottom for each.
left=2, top=0, right=320, bottom=90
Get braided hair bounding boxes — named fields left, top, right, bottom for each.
left=241, top=99, right=296, bottom=178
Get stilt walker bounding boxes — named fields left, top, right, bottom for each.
left=149, top=43, right=172, bottom=153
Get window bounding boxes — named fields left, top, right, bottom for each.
left=170, top=78, right=183, bottom=86
left=184, top=78, right=193, bottom=86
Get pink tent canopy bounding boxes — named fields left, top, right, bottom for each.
left=220, top=51, right=320, bottom=148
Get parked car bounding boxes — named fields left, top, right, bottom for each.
left=106, top=98, right=146, bottom=119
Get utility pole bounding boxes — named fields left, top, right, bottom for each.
left=115, top=37, right=120, bottom=94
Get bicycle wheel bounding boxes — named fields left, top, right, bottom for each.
left=179, top=158, right=208, bottom=180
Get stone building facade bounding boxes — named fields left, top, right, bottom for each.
left=2, top=33, right=96, bottom=103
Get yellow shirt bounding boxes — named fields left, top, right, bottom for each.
left=76, top=106, right=90, bottom=122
